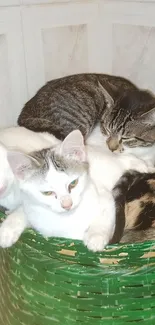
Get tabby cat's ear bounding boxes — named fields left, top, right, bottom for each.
left=140, top=106, right=155, bottom=125
left=136, top=106, right=155, bottom=142
left=141, top=126, right=155, bottom=142
left=98, top=82, right=115, bottom=108
left=60, top=130, right=86, bottom=162
left=7, top=151, right=40, bottom=179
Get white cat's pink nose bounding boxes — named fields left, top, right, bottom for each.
left=61, top=197, right=73, bottom=210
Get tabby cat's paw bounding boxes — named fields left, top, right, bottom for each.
left=83, top=228, right=109, bottom=252
left=0, top=223, right=21, bottom=248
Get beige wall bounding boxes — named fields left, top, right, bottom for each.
left=0, top=0, right=155, bottom=126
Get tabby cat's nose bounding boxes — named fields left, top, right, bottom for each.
left=106, top=136, right=120, bottom=152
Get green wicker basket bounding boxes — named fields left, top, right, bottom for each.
left=0, top=212, right=155, bottom=325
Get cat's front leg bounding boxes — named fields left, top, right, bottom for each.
left=0, top=206, right=28, bottom=248
left=83, top=188, right=116, bottom=252
left=118, top=153, right=150, bottom=173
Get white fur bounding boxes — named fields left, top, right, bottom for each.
left=123, top=144, right=155, bottom=167
left=0, top=206, right=29, bottom=248
left=0, top=144, right=21, bottom=211
left=0, top=126, right=60, bottom=152
left=0, top=126, right=60, bottom=211
left=22, top=162, right=88, bottom=214
left=21, top=180, right=115, bottom=245
left=87, top=143, right=149, bottom=191
left=0, top=128, right=152, bottom=251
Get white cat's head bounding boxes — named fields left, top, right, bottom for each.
left=0, top=142, right=15, bottom=198
left=7, top=130, right=89, bottom=213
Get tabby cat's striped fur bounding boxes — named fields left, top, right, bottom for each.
left=18, top=73, right=155, bottom=152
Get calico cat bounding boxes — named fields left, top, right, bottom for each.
left=112, top=170, right=155, bottom=243
left=0, top=130, right=150, bottom=251
left=18, top=73, right=155, bottom=154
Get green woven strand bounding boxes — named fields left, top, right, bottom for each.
left=0, top=212, right=155, bottom=324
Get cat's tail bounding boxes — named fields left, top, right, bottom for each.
left=110, top=170, right=140, bottom=244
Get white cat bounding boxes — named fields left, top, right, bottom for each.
left=0, top=130, right=150, bottom=252
left=0, top=125, right=152, bottom=213
left=0, top=126, right=60, bottom=211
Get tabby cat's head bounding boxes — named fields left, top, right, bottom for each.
left=101, top=86, right=155, bottom=152
left=7, top=130, right=89, bottom=213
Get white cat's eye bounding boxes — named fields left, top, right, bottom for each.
left=41, top=191, right=57, bottom=197
left=68, top=179, right=78, bottom=192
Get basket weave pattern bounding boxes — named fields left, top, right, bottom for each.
left=0, top=219, right=155, bottom=324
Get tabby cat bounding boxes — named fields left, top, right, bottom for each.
left=18, top=73, right=155, bottom=154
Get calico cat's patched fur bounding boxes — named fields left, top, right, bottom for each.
left=0, top=130, right=150, bottom=251
left=18, top=73, right=155, bottom=154
left=113, top=170, right=155, bottom=243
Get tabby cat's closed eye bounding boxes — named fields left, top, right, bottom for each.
left=121, top=137, right=129, bottom=140
left=68, top=179, right=78, bottom=192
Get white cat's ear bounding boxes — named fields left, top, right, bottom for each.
left=60, top=130, right=86, bottom=162
left=7, top=151, right=39, bottom=179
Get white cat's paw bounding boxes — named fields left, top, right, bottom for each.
left=84, top=228, right=109, bottom=252
left=123, top=154, right=149, bottom=173
left=0, top=223, right=21, bottom=248
left=132, top=159, right=148, bottom=173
